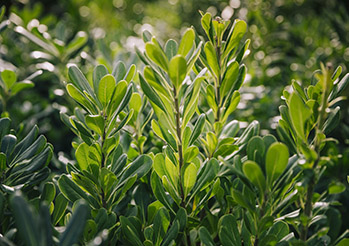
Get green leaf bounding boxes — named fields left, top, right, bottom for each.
left=0, top=117, right=11, bottom=140
left=178, top=28, right=195, bottom=57
left=139, top=73, right=167, bottom=113
left=219, top=215, right=241, bottom=246
left=243, top=160, right=266, bottom=194
left=1, top=70, right=17, bottom=90
left=328, top=182, right=346, bottom=194
left=120, top=216, right=143, bottom=246
left=224, top=19, right=247, bottom=59
left=288, top=92, right=312, bottom=141
left=184, top=146, right=199, bottom=163
left=124, top=64, right=136, bottom=83
left=116, top=155, right=152, bottom=189
left=68, top=65, right=95, bottom=99
left=93, top=64, right=109, bottom=93
left=41, top=182, right=56, bottom=204
left=204, top=41, right=219, bottom=78
left=220, top=61, right=239, bottom=98
left=266, top=221, right=289, bottom=241
left=58, top=174, right=89, bottom=202
left=11, top=81, right=34, bottom=95
left=64, top=31, right=88, bottom=58
left=85, top=115, right=104, bottom=136
left=188, top=158, right=219, bottom=203
left=206, top=84, right=217, bottom=113
left=0, top=152, right=6, bottom=171
left=150, top=171, right=175, bottom=214
left=112, top=61, right=126, bottom=82
left=266, top=142, right=289, bottom=187
left=153, top=153, right=178, bottom=190
left=75, top=143, right=95, bottom=171
left=59, top=200, right=89, bottom=246
left=201, top=12, right=213, bottom=42
left=182, top=163, right=197, bottom=199
left=129, top=92, right=142, bottom=116
left=66, top=83, right=96, bottom=113
left=199, top=227, right=215, bottom=246
left=1, top=134, right=17, bottom=159
left=247, top=136, right=265, bottom=163
left=153, top=207, right=170, bottom=244
left=337, top=239, right=349, bottom=246
left=52, top=193, right=68, bottom=225
left=145, top=42, right=169, bottom=71
left=169, top=55, right=187, bottom=90
left=165, top=39, right=178, bottom=60
left=98, top=74, right=116, bottom=107
left=222, top=91, right=240, bottom=122
left=11, top=193, right=40, bottom=246
left=161, top=221, right=179, bottom=246
left=231, top=189, right=255, bottom=214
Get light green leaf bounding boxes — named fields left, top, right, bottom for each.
left=165, top=39, right=178, bottom=60
left=266, top=142, right=289, bottom=187
left=178, top=28, right=195, bottom=57
left=288, top=92, right=312, bottom=141
left=224, top=19, right=247, bottom=59
left=204, top=41, right=220, bottom=78
left=243, top=160, right=266, bottom=194
left=10, top=81, right=34, bottom=95
left=182, top=163, right=197, bottom=198
left=93, top=64, right=109, bottom=93
left=98, top=74, right=116, bottom=107
left=145, top=42, right=169, bottom=71
left=85, top=115, right=104, bottom=136
left=220, top=61, right=239, bottom=98
left=169, top=55, right=187, bottom=90
left=1, top=70, right=17, bottom=89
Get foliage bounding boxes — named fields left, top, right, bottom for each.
left=0, top=2, right=348, bottom=246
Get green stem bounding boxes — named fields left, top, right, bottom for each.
left=215, top=44, right=222, bottom=123
left=300, top=68, right=330, bottom=241
left=173, top=87, right=185, bottom=206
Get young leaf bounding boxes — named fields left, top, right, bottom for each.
left=169, top=55, right=187, bottom=90
left=1, top=70, right=17, bottom=89
left=204, top=41, right=220, bottom=78
left=224, top=19, right=247, bottom=59
left=85, top=115, right=104, bottom=136
left=178, top=28, right=195, bottom=57
left=145, top=42, right=169, bottom=71
left=288, top=92, right=311, bottom=141
left=182, top=163, right=197, bottom=198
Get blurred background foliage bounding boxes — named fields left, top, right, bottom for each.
left=0, top=0, right=349, bottom=154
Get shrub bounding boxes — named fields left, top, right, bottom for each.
left=0, top=8, right=348, bottom=246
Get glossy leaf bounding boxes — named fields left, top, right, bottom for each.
left=266, top=142, right=289, bottom=187
left=59, top=200, right=89, bottom=246
left=98, top=74, right=116, bottom=107
left=288, top=92, right=311, bottom=140
left=169, top=55, right=187, bottom=90
left=178, top=28, right=195, bottom=57
left=243, top=160, right=266, bottom=194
